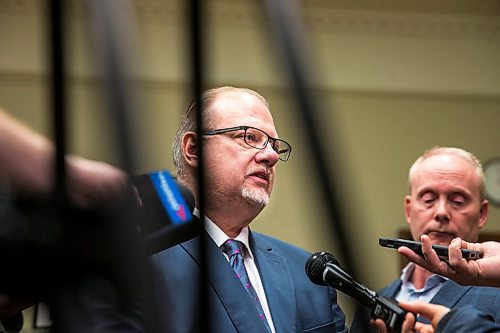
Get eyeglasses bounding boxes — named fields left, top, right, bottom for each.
left=202, top=126, right=292, bottom=162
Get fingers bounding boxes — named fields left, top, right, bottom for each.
left=398, top=246, right=426, bottom=265
left=373, top=318, right=388, bottom=333
left=420, top=235, right=445, bottom=267
left=401, top=312, right=416, bottom=333
left=399, top=235, right=452, bottom=277
left=66, top=155, right=129, bottom=208
left=415, top=323, right=435, bottom=333
left=448, top=237, right=465, bottom=267
left=420, top=236, right=445, bottom=267
left=399, top=301, right=450, bottom=328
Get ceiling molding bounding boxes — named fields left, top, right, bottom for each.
left=1, top=0, right=499, bottom=40
left=0, top=0, right=42, bottom=13
left=3, top=70, right=500, bottom=100
left=305, top=10, right=500, bottom=40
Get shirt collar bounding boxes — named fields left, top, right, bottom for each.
left=400, top=262, right=416, bottom=283
left=194, top=208, right=254, bottom=260
left=400, top=262, right=449, bottom=286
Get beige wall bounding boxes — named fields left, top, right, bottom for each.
left=2, top=0, right=500, bottom=329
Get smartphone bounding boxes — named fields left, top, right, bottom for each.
left=379, top=237, right=483, bottom=260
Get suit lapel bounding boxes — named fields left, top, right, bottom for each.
left=413, top=280, right=471, bottom=324
left=383, top=280, right=403, bottom=298
left=251, top=233, right=296, bottom=333
left=429, top=280, right=472, bottom=308
left=182, top=234, right=268, bottom=333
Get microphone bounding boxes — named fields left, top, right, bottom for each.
left=306, top=252, right=407, bottom=332
left=131, top=170, right=199, bottom=255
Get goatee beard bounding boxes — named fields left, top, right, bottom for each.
left=241, top=187, right=269, bottom=206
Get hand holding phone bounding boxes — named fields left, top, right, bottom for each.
left=379, top=237, right=483, bottom=260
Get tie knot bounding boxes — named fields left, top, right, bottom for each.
left=221, top=239, right=245, bottom=258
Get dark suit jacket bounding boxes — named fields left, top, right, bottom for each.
left=350, top=278, right=500, bottom=332
left=149, top=231, right=348, bottom=333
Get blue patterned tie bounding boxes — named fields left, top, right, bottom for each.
left=221, top=239, right=271, bottom=332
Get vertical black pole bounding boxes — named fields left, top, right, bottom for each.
left=262, top=1, right=367, bottom=328
left=188, top=0, right=208, bottom=332
left=47, top=0, right=67, bottom=332
left=48, top=0, right=67, bottom=205
left=85, top=0, right=136, bottom=175
left=262, top=0, right=355, bottom=275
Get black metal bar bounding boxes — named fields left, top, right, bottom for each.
left=86, top=0, right=136, bottom=174
left=262, top=0, right=355, bottom=276
left=47, top=1, right=67, bottom=332
left=188, top=0, right=209, bottom=331
left=48, top=0, right=67, bottom=205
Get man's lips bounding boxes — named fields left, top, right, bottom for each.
left=425, top=231, right=456, bottom=244
left=426, top=231, right=455, bottom=237
left=247, top=170, right=270, bottom=184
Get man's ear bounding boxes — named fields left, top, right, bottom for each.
left=478, top=199, right=489, bottom=230
left=404, top=195, right=412, bottom=226
left=182, top=132, right=198, bottom=168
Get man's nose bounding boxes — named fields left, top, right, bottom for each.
left=256, top=142, right=279, bottom=166
left=434, top=199, right=451, bottom=223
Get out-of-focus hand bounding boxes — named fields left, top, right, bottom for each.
left=398, top=301, right=450, bottom=333
left=66, top=155, right=129, bottom=208
left=0, top=294, right=32, bottom=320
left=373, top=318, right=388, bottom=333
left=376, top=312, right=435, bottom=333
left=374, top=301, right=450, bottom=333
left=373, top=313, right=430, bottom=333
left=398, top=235, right=500, bottom=288
left=0, top=109, right=130, bottom=208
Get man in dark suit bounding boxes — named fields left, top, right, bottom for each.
left=148, top=86, right=348, bottom=332
left=351, top=146, right=500, bottom=332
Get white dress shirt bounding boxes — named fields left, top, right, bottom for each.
left=395, top=262, right=448, bottom=303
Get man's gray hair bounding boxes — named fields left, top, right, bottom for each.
left=408, top=146, right=486, bottom=199
left=172, top=86, right=269, bottom=177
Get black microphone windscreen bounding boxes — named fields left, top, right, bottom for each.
left=132, top=170, right=199, bottom=254
left=305, top=251, right=339, bottom=285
